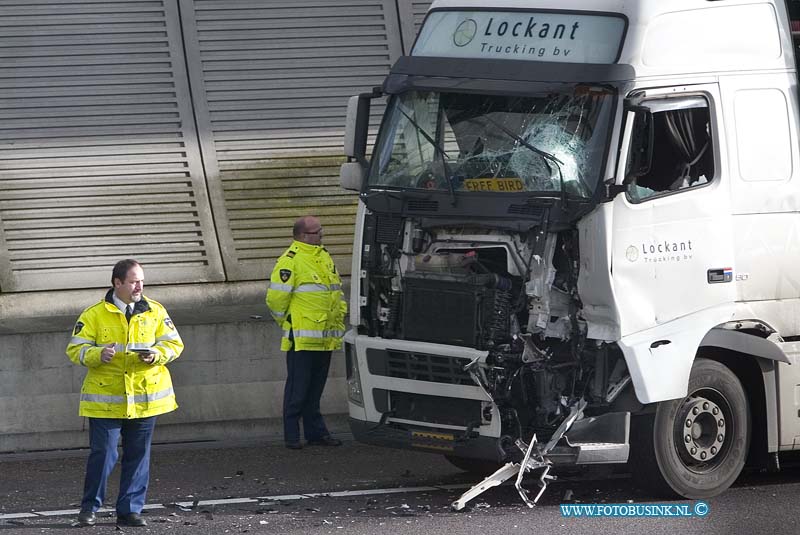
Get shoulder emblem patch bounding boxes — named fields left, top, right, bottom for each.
left=280, top=269, right=292, bottom=282
left=73, top=321, right=84, bottom=335
left=164, top=317, right=175, bottom=330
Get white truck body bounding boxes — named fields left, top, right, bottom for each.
left=340, top=0, right=800, bottom=500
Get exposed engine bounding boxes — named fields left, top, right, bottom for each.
left=358, top=211, right=626, bottom=448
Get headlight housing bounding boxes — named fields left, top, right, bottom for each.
left=345, top=341, right=363, bottom=406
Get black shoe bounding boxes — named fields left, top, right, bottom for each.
left=285, top=441, right=303, bottom=450
left=116, top=513, right=147, bottom=527
left=77, top=510, right=96, bottom=527
left=307, top=436, right=342, bottom=447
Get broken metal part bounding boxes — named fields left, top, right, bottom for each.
left=450, top=462, right=520, bottom=511
left=544, top=399, right=586, bottom=453
left=519, top=333, right=550, bottom=363
left=514, top=434, right=553, bottom=507
left=518, top=464, right=554, bottom=506
left=451, top=398, right=588, bottom=511
left=463, top=356, right=495, bottom=403
left=514, top=399, right=586, bottom=508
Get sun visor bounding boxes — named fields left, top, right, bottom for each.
left=383, top=56, right=635, bottom=95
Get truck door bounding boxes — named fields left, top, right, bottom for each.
left=611, top=85, right=736, bottom=338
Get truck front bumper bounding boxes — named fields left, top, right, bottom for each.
left=348, top=417, right=506, bottom=462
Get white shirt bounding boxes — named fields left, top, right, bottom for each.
left=112, top=293, right=133, bottom=316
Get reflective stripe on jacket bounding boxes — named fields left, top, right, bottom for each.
left=266, top=240, right=347, bottom=352
left=66, top=289, right=184, bottom=419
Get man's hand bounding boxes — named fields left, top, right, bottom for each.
left=138, top=351, right=156, bottom=365
left=100, top=343, right=116, bottom=363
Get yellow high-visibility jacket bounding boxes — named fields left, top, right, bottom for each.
left=266, top=240, right=347, bottom=352
left=66, top=289, right=184, bottom=419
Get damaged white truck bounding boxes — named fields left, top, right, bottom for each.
left=339, top=0, right=800, bottom=508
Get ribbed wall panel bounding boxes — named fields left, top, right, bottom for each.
left=397, top=0, right=432, bottom=52
left=183, top=0, right=404, bottom=280
left=0, top=0, right=224, bottom=291
left=412, top=1, right=432, bottom=32
left=0, top=1, right=420, bottom=291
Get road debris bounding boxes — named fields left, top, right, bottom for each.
left=452, top=399, right=587, bottom=511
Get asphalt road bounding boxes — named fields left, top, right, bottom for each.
left=2, top=435, right=800, bottom=535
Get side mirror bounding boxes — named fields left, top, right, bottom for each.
left=342, top=88, right=382, bottom=192
left=344, top=94, right=372, bottom=160
left=340, top=161, right=365, bottom=191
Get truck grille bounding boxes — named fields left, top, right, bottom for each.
left=389, top=391, right=480, bottom=427
left=366, top=349, right=474, bottom=385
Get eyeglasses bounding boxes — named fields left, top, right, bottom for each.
left=305, top=228, right=322, bottom=235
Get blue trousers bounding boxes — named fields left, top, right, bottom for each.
left=81, top=416, right=157, bottom=515
left=283, top=349, right=331, bottom=443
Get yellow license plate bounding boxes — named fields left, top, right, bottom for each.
left=464, top=178, right=524, bottom=192
left=411, top=430, right=455, bottom=452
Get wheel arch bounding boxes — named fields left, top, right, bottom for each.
left=696, top=334, right=780, bottom=468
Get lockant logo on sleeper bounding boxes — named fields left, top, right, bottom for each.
left=626, top=239, right=694, bottom=264
left=453, top=19, right=478, bottom=47
left=454, top=15, right=582, bottom=59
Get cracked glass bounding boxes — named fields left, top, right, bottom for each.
left=371, top=88, right=615, bottom=199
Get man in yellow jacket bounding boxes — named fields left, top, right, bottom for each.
left=67, top=259, right=183, bottom=527
left=266, top=215, right=347, bottom=449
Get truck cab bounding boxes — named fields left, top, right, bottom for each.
left=340, top=0, right=800, bottom=502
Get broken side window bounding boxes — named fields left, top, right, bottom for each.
left=627, top=97, right=714, bottom=202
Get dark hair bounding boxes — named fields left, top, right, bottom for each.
left=112, top=259, right=141, bottom=286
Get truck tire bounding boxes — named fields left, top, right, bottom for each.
left=443, top=455, right=502, bottom=476
left=630, top=358, right=750, bottom=499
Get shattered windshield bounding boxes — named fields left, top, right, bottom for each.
left=370, top=88, right=614, bottom=198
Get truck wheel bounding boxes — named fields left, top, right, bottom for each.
left=631, top=358, right=750, bottom=499
left=444, top=455, right=502, bottom=476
